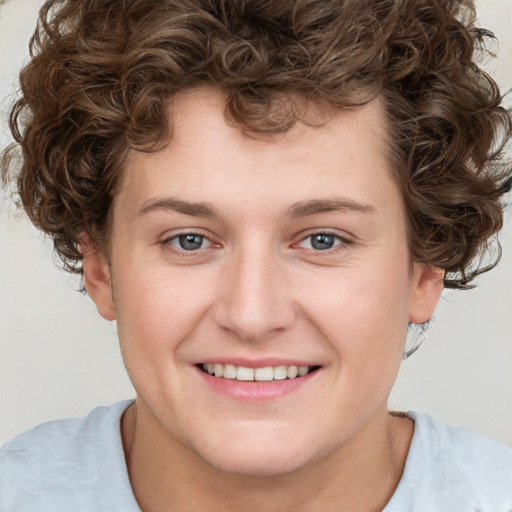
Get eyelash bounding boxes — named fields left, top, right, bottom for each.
left=162, top=232, right=216, bottom=256
left=161, top=230, right=352, bottom=257
left=294, top=230, right=350, bottom=253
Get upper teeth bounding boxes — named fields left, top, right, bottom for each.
left=203, top=363, right=311, bottom=381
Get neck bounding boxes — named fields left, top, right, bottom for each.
left=121, top=401, right=413, bottom=512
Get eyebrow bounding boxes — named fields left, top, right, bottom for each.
left=137, top=196, right=377, bottom=219
left=287, top=198, right=377, bottom=218
left=138, top=197, right=219, bottom=218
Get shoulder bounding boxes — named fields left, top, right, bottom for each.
left=385, top=412, right=512, bottom=512
left=413, top=412, right=512, bottom=480
left=0, top=400, right=131, bottom=465
left=0, top=400, right=136, bottom=512
left=433, top=413, right=510, bottom=456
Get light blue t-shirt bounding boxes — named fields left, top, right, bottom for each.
left=1, top=401, right=511, bottom=511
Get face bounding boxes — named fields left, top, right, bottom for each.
left=85, top=88, right=442, bottom=476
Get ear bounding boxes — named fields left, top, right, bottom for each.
left=408, top=264, right=444, bottom=324
left=79, top=235, right=116, bottom=321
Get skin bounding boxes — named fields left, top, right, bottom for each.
left=83, top=88, right=443, bottom=511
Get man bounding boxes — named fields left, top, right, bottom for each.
left=1, top=1, right=511, bottom=510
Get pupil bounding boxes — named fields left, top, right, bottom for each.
left=311, top=234, right=334, bottom=250
left=179, top=234, right=203, bottom=250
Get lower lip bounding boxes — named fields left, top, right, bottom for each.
left=195, top=366, right=320, bottom=402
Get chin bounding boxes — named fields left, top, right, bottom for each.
left=188, top=427, right=323, bottom=477
left=201, top=449, right=312, bottom=477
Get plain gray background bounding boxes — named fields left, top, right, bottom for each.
left=1, top=0, right=511, bottom=446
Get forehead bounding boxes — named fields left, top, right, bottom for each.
left=165, top=87, right=390, bottom=158
left=115, top=88, right=399, bottom=222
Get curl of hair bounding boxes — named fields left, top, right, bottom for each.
left=1, top=0, right=511, bottom=288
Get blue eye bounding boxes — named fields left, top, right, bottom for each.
left=299, top=233, right=342, bottom=251
left=170, top=234, right=210, bottom=251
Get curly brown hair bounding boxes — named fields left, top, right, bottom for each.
left=1, top=0, right=511, bottom=289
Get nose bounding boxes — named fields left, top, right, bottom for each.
left=213, top=246, right=296, bottom=342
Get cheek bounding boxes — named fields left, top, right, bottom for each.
left=113, top=266, right=216, bottom=358
left=301, top=262, right=411, bottom=371
left=112, top=269, right=217, bottom=415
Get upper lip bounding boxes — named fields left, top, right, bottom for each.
left=195, top=358, right=321, bottom=368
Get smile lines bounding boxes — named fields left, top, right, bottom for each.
left=200, top=363, right=318, bottom=381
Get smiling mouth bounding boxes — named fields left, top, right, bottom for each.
left=198, top=363, right=321, bottom=382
